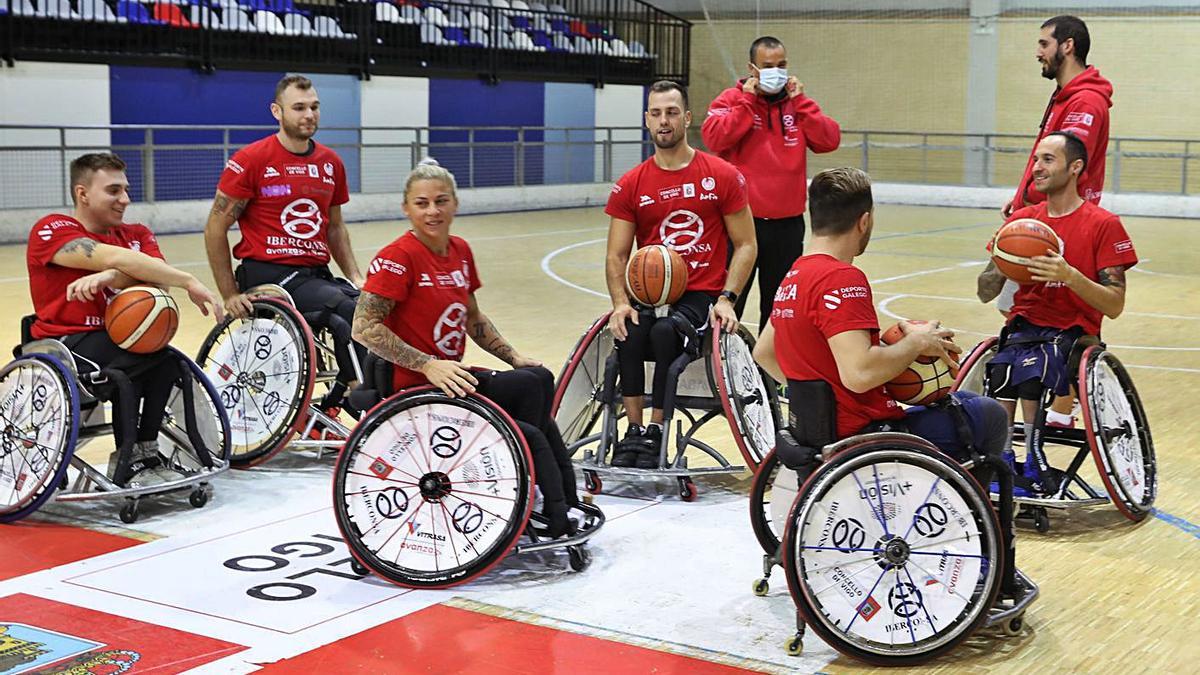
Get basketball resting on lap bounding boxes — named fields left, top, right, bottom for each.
left=26, top=152, right=223, bottom=488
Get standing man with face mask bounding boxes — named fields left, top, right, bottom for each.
left=702, top=35, right=841, bottom=332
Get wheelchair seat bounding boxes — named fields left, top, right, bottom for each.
left=774, top=380, right=836, bottom=471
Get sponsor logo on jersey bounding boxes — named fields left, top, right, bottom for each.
left=418, top=273, right=434, bottom=287
left=37, top=226, right=53, bottom=241
left=264, top=166, right=280, bottom=179
left=659, top=209, right=704, bottom=252
left=639, top=194, right=654, bottom=207
left=1114, top=239, right=1134, bottom=254
left=682, top=183, right=695, bottom=198
left=280, top=198, right=324, bottom=240
left=226, top=159, right=244, bottom=174
left=658, top=186, right=682, bottom=201
left=1064, top=111, right=1095, bottom=126
left=701, top=176, right=716, bottom=191
left=368, top=257, right=407, bottom=277
left=308, top=164, right=319, bottom=178
left=700, top=193, right=718, bottom=201
left=261, top=184, right=292, bottom=197
left=323, top=162, right=334, bottom=176
left=783, top=114, right=796, bottom=128
left=285, top=165, right=309, bottom=176
left=822, top=289, right=842, bottom=310
left=450, top=270, right=467, bottom=287
left=433, top=302, right=468, bottom=357
left=129, top=240, right=141, bottom=252
left=611, top=183, right=623, bottom=194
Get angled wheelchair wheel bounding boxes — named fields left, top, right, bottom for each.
left=196, top=298, right=316, bottom=466
left=1079, top=347, right=1156, bottom=521
left=749, top=449, right=787, bottom=556
left=951, top=337, right=998, bottom=395
left=712, top=325, right=779, bottom=469
left=552, top=312, right=614, bottom=448
left=333, top=388, right=535, bottom=588
left=782, top=437, right=1003, bottom=666
left=0, top=355, right=80, bottom=523
left=159, top=348, right=233, bottom=473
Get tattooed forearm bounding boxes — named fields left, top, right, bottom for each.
left=352, top=292, right=432, bottom=372
left=210, top=193, right=249, bottom=220
left=976, top=260, right=1006, bottom=303
left=468, top=315, right=517, bottom=366
left=1098, top=266, right=1127, bottom=289
left=60, top=237, right=97, bottom=258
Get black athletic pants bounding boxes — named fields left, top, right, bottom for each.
left=61, top=330, right=177, bottom=446
left=237, top=259, right=366, bottom=385
left=616, top=291, right=714, bottom=410
left=474, top=367, right=578, bottom=508
left=733, top=214, right=805, bottom=332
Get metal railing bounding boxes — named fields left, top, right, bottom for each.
left=3, top=124, right=1199, bottom=210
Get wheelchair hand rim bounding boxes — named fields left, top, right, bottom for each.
left=1080, top=348, right=1156, bottom=521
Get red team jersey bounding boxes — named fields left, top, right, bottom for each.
left=605, top=151, right=748, bottom=294
left=362, top=232, right=481, bottom=391
left=990, top=201, right=1138, bottom=336
left=27, top=214, right=164, bottom=339
left=217, top=135, right=349, bottom=267
left=770, top=254, right=904, bottom=439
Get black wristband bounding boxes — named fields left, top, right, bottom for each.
left=719, top=290, right=738, bottom=304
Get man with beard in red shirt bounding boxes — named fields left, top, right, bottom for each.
left=985, top=132, right=1137, bottom=496
left=604, top=80, right=757, bottom=468
left=27, top=152, right=224, bottom=486
left=205, top=74, right=366, bottom=419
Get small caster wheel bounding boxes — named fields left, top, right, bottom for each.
left=119, top=500, right=139, bottom=524
left=752, top=578, right=769, bottom=596
left=1003, top=614, right=1024, bottom=636
left=189, top=488, right=209, bottom=508
left=784, top=635, right=803, bottom=656
left=567, top=545, right=591, bottom=572
left=678, top=477, right=697, bottom=502
left=350, top=559, right=370, bottom=576
left=1034, top=511, right=1050, bottom=533
left=584, top=471, right=602, bottom=495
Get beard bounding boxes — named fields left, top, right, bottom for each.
left=1041, top=48, right=1064, bottom=80
left=653, top=128, right=683, bottom=149
left=282, top=118, right=317, bottom=140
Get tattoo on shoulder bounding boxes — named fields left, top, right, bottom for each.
left=1098, top=266, right=1127, bottom=288
left=211, top=194, right=249, bottom=219
left=60, top=237, right=97, bottom=258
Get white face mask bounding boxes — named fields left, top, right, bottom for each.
left=754, top=66, right=788, bottom=94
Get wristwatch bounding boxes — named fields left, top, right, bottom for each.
left=719, top=290, right=738, bottom=304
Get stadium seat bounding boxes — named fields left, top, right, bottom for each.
left=313, top=14, right=353, bottom=38
left=568, top=19, right=586, bottom=36
left=528, top=1, right=546, bottom=11
left=283, top=11, right=313, bottom=35
left=445, top=5, right=469, bottom=26
left=511, top=30, right=541, bottom=51
left=489, top=0, right=510, bottom=8
left=38, top=0, right=81, bottom=19
left=552, top=31, right=571, bottom=52
left=497, top=30, right=515, bottom=49
left=78, top=0, right=124, bottom=21
left=153, top=2, right=196, bottom=26
left=4, top=0, right=35, bottom=16
left=469, top=27, right=490, bottom=47
left=252, top=9, right=287, bottom=34
left=467, top=9, right=489, bottom=30
left=549, top=17, right=567, bottom=33
left=444, top=25, right=469, bottom=44
left=420, top=22, right=449, bottom=44
left=610, top=37, right=630, bottom=56
left=548, top=2, right=566, bottom=13
left=219, top=6, right=253, bottom=30
left=115, top=1, right=161, bottom=24
left=530, top=29, right=552, bottom=50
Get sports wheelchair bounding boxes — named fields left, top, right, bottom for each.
left=331, top=356, right=605, bottom=589
left=195, top=284, right=355, bottom=467
left=953, top=335, right=1156, bottom=532
left=748, top=380, right=1037, bottom=665
left=552, top=311, right=780, bottom=500
left=0, top=318, right=231, bottom=524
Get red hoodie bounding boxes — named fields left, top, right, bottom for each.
left=1013, top=66, right=1113, bottom=208
left=702, top=81, right=841, bottom=219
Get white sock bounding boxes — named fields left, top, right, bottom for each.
left=1046, top=410, right=1073, bottom=425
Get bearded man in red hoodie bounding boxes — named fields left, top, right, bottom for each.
left=702, top=36, right=841, bottom=332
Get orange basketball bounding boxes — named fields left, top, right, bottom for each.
left=105, top=285, right=179, bottom=354
left=991, top=218, right=1061, bottom=284
left=880, top=321, right=958, bottom=405
left=626, top=244, right=688, bottom=307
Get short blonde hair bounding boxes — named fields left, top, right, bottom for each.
left=404, top=157, right=458, bottom=202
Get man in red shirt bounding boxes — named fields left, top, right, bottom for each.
left=204, top=74, right=365, bottom=416
left=702, top=36, right=841, bottom=330
left=604, top=80, right=757, bottom=468
left=985, top=132, right=1137, bottom=495
left=753, top=166, right=1019, bottom=596
left=27, top=153, right=223, bottom=486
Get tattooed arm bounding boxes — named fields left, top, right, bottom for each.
left=204, top=189, right=253, bottom=318
left=976, top=260, right=1007, bottom=303
left=465, top=293, right=541, bottom=368
left=353, top=291, right=479, bottom=397
left=1027, top=250, right=1129, bottom=319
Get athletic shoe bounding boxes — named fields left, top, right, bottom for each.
left=989, top=450, right=1020, bottom=495
left=635, top=424, right=664, bottom=469
left=611, top=424, right=646, bottom=467
left=1022, top=453, right=1060, bottom=497
left=108, top=441, right=163, bottom=487
left=1045, top=415, right=1077, bottom=429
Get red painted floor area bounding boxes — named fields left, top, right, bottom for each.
left=0, top=520, right=142, bottom=581
left=260, top=604, right=759, bottom=674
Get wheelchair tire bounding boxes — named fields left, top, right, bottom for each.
left=333, top=387, right=535, bottom=588
left=781, top=438, right=1003, bottom=666
left=1079, top=347, right=1157, bottom=521
left=160, top=348, right=233, bottom=472
left=196, top=298, right=316, bottom=467
left=951, top=337, right=999, bottom=395
left=552, top=312, right=614, bottom=448
left=749, top=449, right=783, bottom=556
left=0, top=354, right=80, bottom=523
left=712, top=326, right=780, bottom=469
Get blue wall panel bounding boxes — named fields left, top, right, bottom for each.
left=543, top=82, right=595, bottom=184
left=428, top=79, right=544, bottom=188
left=109, top=67, right=361, bottom=200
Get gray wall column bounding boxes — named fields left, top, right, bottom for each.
left=965, top=0, right=1000, bottom=186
